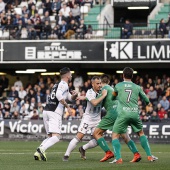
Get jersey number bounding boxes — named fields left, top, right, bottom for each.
left=50, top=89, right=56, bottom=100
left=125, top=89, right=132, bottom=102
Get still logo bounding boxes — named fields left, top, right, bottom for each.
left=109, top=42, right=133, bottom=59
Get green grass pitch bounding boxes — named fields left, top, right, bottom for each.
left=0, top=141, right=170, bottom=170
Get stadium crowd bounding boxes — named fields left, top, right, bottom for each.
left=0, top=73, right=169, bottom=123
left=0, top=0, right=94, bottom=39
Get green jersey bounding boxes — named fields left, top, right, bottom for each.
left=97, top=85, right=118, bottom=131
left=114, top=81, right=149, bottom=114
left=102, top=85, right=118, bottom=111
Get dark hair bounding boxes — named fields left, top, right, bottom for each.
left=60, top=67, right=70, bottom=76
left=91, top=76, right=100, bottom=82
left=100, top=74, right=110, bottom=84
left=123, top=67, right=133, bottom=79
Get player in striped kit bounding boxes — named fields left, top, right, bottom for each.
left=34, top=67, right=78, bottom=161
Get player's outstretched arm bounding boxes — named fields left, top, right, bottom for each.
left=139, top=87, right=150, bottom=105
left=90, top=89, right=107, bottom=106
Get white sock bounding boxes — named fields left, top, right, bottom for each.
left=41, top=136, right=60, bottom=151
left=82, top=139, right=98, bottom=150
left=65, top=137, right=80, bottom=156
left=39, top=137, right=50, bottom=147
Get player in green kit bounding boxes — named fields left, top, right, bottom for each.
left=111, top=67, right=158, bottom=164
left=79, top=74, right=142, bottom=163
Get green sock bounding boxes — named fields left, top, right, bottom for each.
left=127, top=140, right=138, bottom=154
left=139, top=135, right=152, bottom=156
left=112, top=139, right=121, bottom=160
left=97, top=137, right=110, bottom=152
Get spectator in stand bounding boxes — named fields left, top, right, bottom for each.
left=84, top=24, right=93, bottom=39
left=51, top=0, right=61, bottom=15
left=23, top=13, right=29, bottom=25
left=28, top=0, right=35, bottom=11
left=2, top=99, right=11, bottom=119
left=161, top=113, right=170, bottom=122
left=64, top=105, right=76, bottom=120
left=71, top=4, right=80, bottom=24
left=155, top=78, right=164, bottom=91
left=155, top=84, right=162, bottom=100
left=14, top=76, right=23, bottom=91
left=10, top=101, right=20, bottom=118
left=159, top=96, right=170, bottom=111
left=146, top=106, right=154, bottom=117
left=18, top=86, right=27, bottom=101
left=55, top=11, right=66, bottom=26
left=24, top=107, right=37, bottom=120
left=34, top=19, right=42, bottom=39
left=31, top=109, right=39, bottom=119
left=14, top=19, right=26, bottom=39
left=67, top=11, right=75, bottom=24
left=0, top=110, right=3, bottom=120
left=75, top=19, right=86, bottom=39
left=165, top=87, right=170, bottom=102
left=8, top=86, right=18, bottom=101
left=22, top=6, right=29, bottom=16
left=121, top=19, right=133, bottom=39
left=148, top=78, right=154, bottom=87
left=20, top=103, right=29, bottom=119
left=76, top=104, right=84, bottom=119
left=26, top=19, right=37, bottom=39
left=138, top=77, right=145, bottom=87
left=81, top=81, right=89, bottom=92
left=58, top=19, right=68, bottom=39
left=158, top=107, right=167, bottom=120
left=150, top=111, right=160, bottom=122
left=148, top=86, right=157, bottom=105
left=41, top=11, right=50, bottom=24
left=40, top=20, right=52, bottom=39
left=28, top=97, right=37, bottom=112
left=0, top=12, right=7, bottom=30
left=81, top=0, right=93, bottom=8
left=38, top=105, right=43, bottom=119
left=13, top=14, right=25, bottom=26
left=25, top=88, right=36, bottom=103
left=29, top=5, right=38, bottom=17
left=0, top=0, right=5, bottom=13
left=43, top=0, right=52, bottom=15
left=68, top=81, right=75, bottom=92
left=159, top=15, right=170, bottom=38
left=140, top=109, right=149, bottom=122
left=73, top=73, right=83, bottom=92
left=59, top=3, right=70, bottom=18
left=31, top=13, right=41, bottom=24
left=0, top=75, right=9, bottom=97
left=145, top=83, right=150, bottom=94
left=64, top=19, right=77, bottom=39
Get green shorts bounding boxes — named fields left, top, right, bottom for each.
left=97, top=108, right=118, bottom=131
left=112, top=111, right=143, bottom=134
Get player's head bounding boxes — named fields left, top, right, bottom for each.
left=60, top=67, right=72, bottom=82
left=100, top=74, right=110, bottom=85
left=123, top=67, right=133, bottom=79
left=91, top=76, right=101, bottom=92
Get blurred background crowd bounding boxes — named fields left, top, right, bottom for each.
left=0, top=73, right=169, bottom=123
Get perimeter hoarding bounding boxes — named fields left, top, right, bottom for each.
left=0, top=120, right=169, bottom=143
left=1, top=40, right=170, bottom=63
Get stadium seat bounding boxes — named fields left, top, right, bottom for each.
left=38, top=8, right=43, bottom=15
left=50, top=16, right=55, bottom=23
left=2, top=31, right=9, bottom=39
left=0, top=30, right=3, bottom=37
left=80, top=6, right=89, bottom=14
left=18, top=2, right=28, bottom=8
left=14, top=8, right=22, bottom=15
left=36, top=1, right=42, bottom=8
left=21, top=28, right=28, bottom=39
left=51, top=23, right=56, bottom=29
